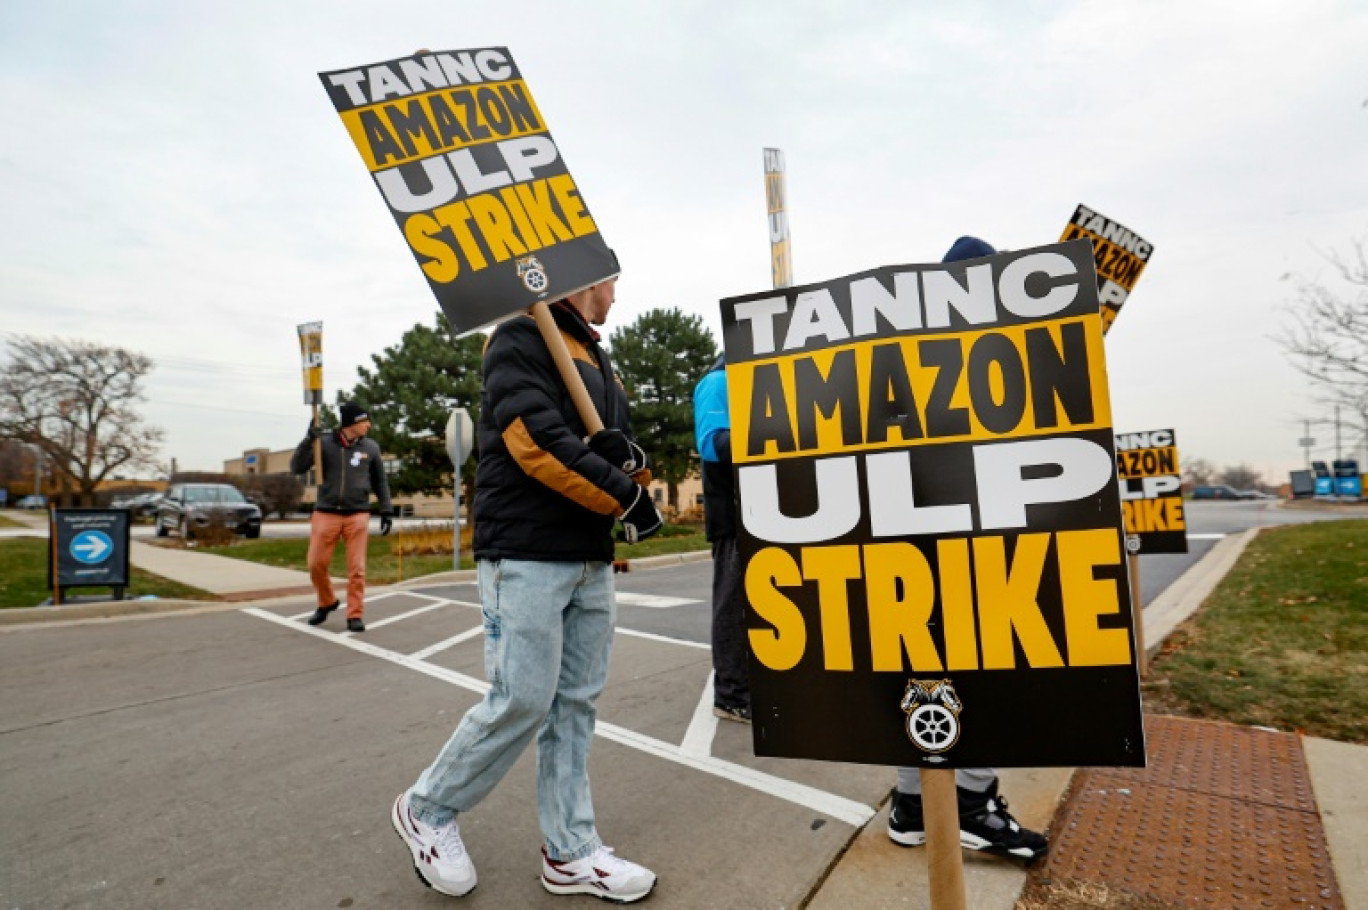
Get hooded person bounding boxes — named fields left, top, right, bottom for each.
left=289, top=400, right=393, bottom=632
left=885, top=236, right=1048, bottom=862
left=692, top=352, right=751, bottom=723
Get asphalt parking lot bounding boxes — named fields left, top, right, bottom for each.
left=0, top=575, right=895, bottom=909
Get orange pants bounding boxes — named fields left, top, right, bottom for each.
left=307, top=511, right=371, bottom=619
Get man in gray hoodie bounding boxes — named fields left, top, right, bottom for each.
left=290, top=401, right=393, bottom=632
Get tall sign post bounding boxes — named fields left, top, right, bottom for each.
left=297, top=321, right=324, bottom=486
left=445, top=407, right=474, bottom=570
left=721, top=241, right=1145, bottom=907
left=764, top=148, right=793, bottom=290
left=318, top=48, right=619, bottom=435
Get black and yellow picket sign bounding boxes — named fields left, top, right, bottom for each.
left=721, top=239, right=1145, bottom=768
left=297, top=321, right=323, bottom=406
left=1116, top=428, right=1188, bottom=556
left=320, top=48, right=619, bottom=334
left=1060, top=205, right=1153, bottom=335
left=764, top=148, right=793, bottom=289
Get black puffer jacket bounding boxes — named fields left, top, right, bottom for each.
left=290, top=432, right=392, bottom=515
left=473, top=302, right=640, bottom=563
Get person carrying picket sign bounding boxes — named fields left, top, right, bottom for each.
left=390, top=270, right=664, bottom=903
left=885, top=237, right=1047, bottom=863
left=290, top=401, right=393, bottom=633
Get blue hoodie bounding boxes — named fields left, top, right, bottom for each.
left=692, top=354, right=735, bottom=540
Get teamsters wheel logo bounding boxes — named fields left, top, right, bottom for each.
left=901, top=679, right=963, bottom=754
left=516, top=255, right=548, bottom=294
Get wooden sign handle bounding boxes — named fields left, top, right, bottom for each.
left=312, top=404, right=323, bottom=491
left=921, top=768, right=967, bottom=910
left=1129, top=552, right=1146, bottom=677
left=530, top=301, right=604, bottom=436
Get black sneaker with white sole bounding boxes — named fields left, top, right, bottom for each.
left=885, top=782, right=1047, bottom=862
left=957, top=781, right=1048, bottom=861
left=886, top=789, right=926, bottom=846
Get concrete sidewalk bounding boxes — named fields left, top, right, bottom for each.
left=125, top=539, right=314, bottom=598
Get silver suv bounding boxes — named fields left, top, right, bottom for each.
left=156, top=483, right=262, bottom=540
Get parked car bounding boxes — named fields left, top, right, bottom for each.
left=15, top=494, right=48, bottom=510
left=112, top=492, right=163, bottom=518
left=156, top=483, right=262, bottom=539
left=1190, top=485, right=1242, bottom=500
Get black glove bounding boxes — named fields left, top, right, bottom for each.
left=379, top=512, right=393, bottom=536
left=616, top=486, right=663, bottom=544
left=304, top=420, right=320, bottom=441
left=587, top=429, right=649, bottom=475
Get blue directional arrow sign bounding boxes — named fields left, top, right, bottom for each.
left=70, top=530, right=113, bottom=564
left=52, top=509, right=131, bottom=596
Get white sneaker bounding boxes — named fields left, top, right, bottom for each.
left=391, top=793, right=477, bottom=896
left=541, top=845, right=657, bottom=903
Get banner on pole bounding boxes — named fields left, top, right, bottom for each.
left=1060, top=205, right=1153, bottom=335
left=297, top=321, right=323, bottom=406
left=721, top=239, right=1145, bottom=768
left=319, top=48, right=619, bottom=334
left=1116, top=428, right=1188, bottom=555
left=764, top=148, right=793, bottom=289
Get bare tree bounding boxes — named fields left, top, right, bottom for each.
left=0, top=336, right=164, bottom=505
left=1217, top=464, right=1263, bottom=490
left=1277, top=239, right=1368, bottom=447
left=1182, top=457, right=1217, bottom=488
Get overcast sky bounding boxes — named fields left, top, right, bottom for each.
left=2, top=1, right=1365, bottom=481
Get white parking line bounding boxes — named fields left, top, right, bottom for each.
left=679, top=675, right=718, bottom=757
left=1187, top=533, right=1227, bottom=540
left=242, top=606, right=874, bottom=828
left=409, top=625, right=484, bottom=660
left=615, top=592, right=700, bottom=609
left=357, top=600, right=452, bottom=631
left=615, top=627, right=710, bottom=651
left=289, top=596, right=481, bottom=624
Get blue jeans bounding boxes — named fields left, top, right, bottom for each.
left=410, top=559, right=615, bottom=861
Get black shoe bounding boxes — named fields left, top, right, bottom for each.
left=957, top=781, right=1048, bottom=861
left=712, top=703, right=752, bottom=724
left=887, top=789, right=926, bottom=847
left=307, top=602, right=339, bottom=626
left=885, top=783, right=1048, bottom=861
left=347, top=618, right=366, bottom=633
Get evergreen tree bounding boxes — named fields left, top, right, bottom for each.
left=609, top=308, right=717, bottom=510
left=340, top=314, right=485, bottom=505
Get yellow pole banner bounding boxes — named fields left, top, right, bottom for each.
left=764, top=148, right=793, bottom=290
left=297, top=321, right=324, bottom=406
left=297, top=321, right=324, bottom=488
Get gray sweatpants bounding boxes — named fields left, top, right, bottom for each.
left=896, top=767, right=997, bottom=796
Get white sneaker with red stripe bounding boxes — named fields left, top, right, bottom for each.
left=391, top=793, right=477, bottom=897
left=541, top=845, right=656, bottom=903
